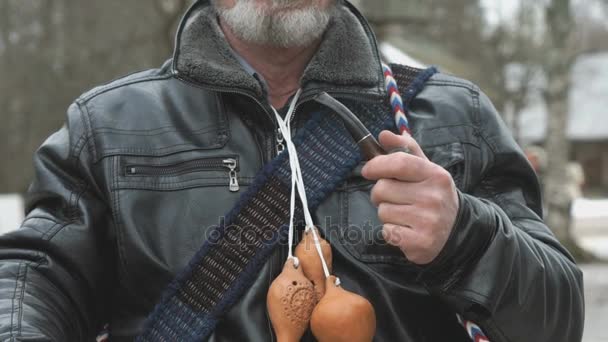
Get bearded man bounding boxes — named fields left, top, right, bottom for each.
left=0, top=0, right=584, bottom=341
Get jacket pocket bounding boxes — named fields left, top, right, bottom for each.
left=110, top=152, right=258, bottom=305
left=123, top=155, right=241, bottom=192
left=115, top=154, right=254, bottom=192
left=337, top=142, right=467, bottom=266
left=423, top=142, right=467, bottom=190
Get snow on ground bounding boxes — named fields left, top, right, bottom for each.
left=0, top=194, right=23, bottom=235
left=581, top=263, right=608, bottom=342
left=573, top=198, right=608, bottom=219
left=573, top=198, right=608, bottom=259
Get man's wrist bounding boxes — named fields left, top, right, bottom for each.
left=416, top=191, right=497, bottom=292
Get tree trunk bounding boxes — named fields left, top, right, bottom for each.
left=0, top=0, right=180, bottom=193
left=543, top=75, right=572, bottom=241
left=542, top=0, right=577, bottom=244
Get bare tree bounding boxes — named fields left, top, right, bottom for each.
left=479, top=2, right=542, bottom=142
left=155, top=0, right=195, bottom=51
left=542, top=0, right=578, bottom=246
left=0, top=0, right=193, bottom=193
left=391, top=0, right=595, bottom=258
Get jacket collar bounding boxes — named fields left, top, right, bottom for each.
left=172, top=0, right=386, bottom=99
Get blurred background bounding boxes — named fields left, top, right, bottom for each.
left=0, top=0, right=606, bottom=340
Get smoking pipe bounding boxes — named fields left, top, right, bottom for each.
left=314, top=93, right=409, bottom=161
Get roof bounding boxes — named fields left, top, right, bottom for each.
left=382, top=36, right=608, bottom=143
left=381, top=35, right=504, bottom=101
left=379, top=42, right=426, bottom=68
left=519, top=52, right=608, bottom=142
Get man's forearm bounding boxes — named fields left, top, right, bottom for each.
left=426, top=193, right=584, bottom=342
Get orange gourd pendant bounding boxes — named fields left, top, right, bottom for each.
left=267, top=258, right=316, bottom=342
left=270, top=96, right=376, bottom=341
left=310, top=276, right=376, bottom=342
left=295, top=227, right=332, bottom=300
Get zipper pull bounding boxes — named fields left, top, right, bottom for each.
left=223, top=159, right=240, bottom=192
left=276, top=128, right=285, bottom=154
left=126, top=167, right=138, bottom=175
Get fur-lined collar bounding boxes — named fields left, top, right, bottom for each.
left=172, top=0, right=385, bottom=99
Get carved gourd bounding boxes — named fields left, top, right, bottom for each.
left=267, top=258, right=316, bottom=342
left=310, top=276, right=376, bottom=342
left=295, top=227, right=332, bottom=300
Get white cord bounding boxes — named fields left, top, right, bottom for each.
left=277, top=90, right=302, bottom=263
left=273, top=90, right=330, bottom=278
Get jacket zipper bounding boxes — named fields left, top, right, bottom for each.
left=174, top=75, right=279, bottom=161
left=173, top=73, right=384, bottom=162
left=125, top=157, right=240, bottom=192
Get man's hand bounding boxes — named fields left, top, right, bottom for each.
left=361, top=131, right=459, bottom=265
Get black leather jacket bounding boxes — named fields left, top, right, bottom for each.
left=0, top=1, right=584, bottom=341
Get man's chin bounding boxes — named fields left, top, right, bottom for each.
left=217, top=1, right=333, bottom=49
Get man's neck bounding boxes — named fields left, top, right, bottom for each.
left=220, top=21, right=321, bottom=109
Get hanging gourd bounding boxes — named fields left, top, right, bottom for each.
left=310, top=276, right=376, bottom=342
left=268, top=90, right=376, bottom=342
left=267, top=258, right=316, bottom=342
left=295, top=226, right=332, bottom=300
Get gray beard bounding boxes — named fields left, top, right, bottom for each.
left=214, top=0, right=334, bottom=48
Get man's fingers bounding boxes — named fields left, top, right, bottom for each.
left=378, top=202, right=428, bottom=228
left=361, top=152, right=431, bottom=182
left=382, top=223, right=437, bottom=265
left=378, top=130, right=427, bottom=160
left=382, top=223, right=415, bottom=248
left=370, top=179, right=429, bottom=206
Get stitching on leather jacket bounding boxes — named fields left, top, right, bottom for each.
left=303, top=85, right=384, bottom=96
left=414, top=125, right=481, bottom=148
left=93, top=124, right=222, bottom=136
left=71, top=133, right=89, bottom=162
left=114, top=178, right=255, bottom=191
left=471, top=85, right=482, bottom=129
left=110, top=155, right=149, bottom=307
left=110, top=156, right=129, bottom=284
left=453, top=287, right=492, bottom=305
left=215, top=93, right=232, bottom=149
left=44, top=223, right=73, bottom=243
left=340, top=182, right=373, bottom=191
left=69, top=183, right=89, bottom=221
left=9, top=262, right=27, bottom=338
left=100, top=142, right=226, bottom=155
left=76, top=103, right=98, bottom=162
left=425, top=80, right=477, bottom=91
left=82, top=96, right=230, bottom=160
left=78, top=74, right=174, bottom=103
left=21, top=216, right=60, bottom=226
left=39, top=222, right=61, bottom=241
left=118, top=176, right=256, bottom=182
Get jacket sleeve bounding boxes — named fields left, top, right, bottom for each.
left=0, top=103, right=114, bottom=341
left=417, top=90, right=585, bottom=342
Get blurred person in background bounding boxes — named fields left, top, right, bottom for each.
left=567, top=162, right=585, bottom=205
left=525, top=145, right=547, bottom=176
left=0, top=0, right=584, bottom=341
